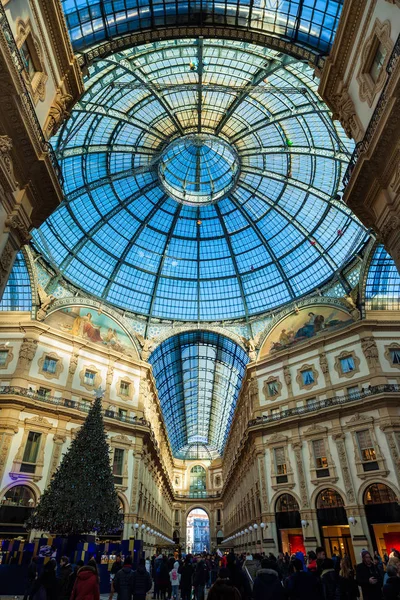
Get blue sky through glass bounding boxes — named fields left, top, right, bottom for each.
left=32, top=39, right=369, bottom=322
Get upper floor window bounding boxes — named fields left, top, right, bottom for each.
left=340, top=356, right=355, bottom=374
left=317, top=488, right=344, bottom=509
left=84, top=370, right=96, bottom=386
left=313, top=439, right=328, bottom=469
left=38, top=387, right=50, bottom=398
left=120, top=381, right=131, bottom=397
left=301, top=369, right=314, bottom=386
left=370, top=42, right=387, bottom=82
left=271, top=408, right=280, bottom=418
left=112, top=448, right=124, bottom=485
left=389, top=348, right=400, bottom=365
left=0, top=350, right=9, bottom=367
left=42, top=356, right=58, bottom=374
left=20, top=36, right=40, bottom=82
left=190, top=465, right=206, bottom=496
left=23, top=432, right=41, bottom=463
left=356, top=429, right=377, bottom=462
left=276, top=493, right=299, bottom=513
left=274, top=447, right=287, bottom=476
left=347, top=386, right=360, bottom=398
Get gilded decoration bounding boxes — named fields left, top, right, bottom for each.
left=38, top=351, right=64, bottom=380
left=262, top=376, right=282, bottom=401
left=0, top=344, right=13, bottom=370
left=384, top=343, right=400, bottom=369
left=356, top=19, right=393, bottom=106
left=334, top=350, right=361, bottom=379
left=15, top=18, right=48, bottom=105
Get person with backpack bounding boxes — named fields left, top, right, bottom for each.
left=170, top=561, right=181, bottom=600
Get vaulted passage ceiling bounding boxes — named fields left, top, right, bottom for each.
left=32, top=39, right=368, bottom=322
left=61, top=0, right=343, bottom=59
left=148, top=331, right=249, bottom=459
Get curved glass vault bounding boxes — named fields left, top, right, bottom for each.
left=33, top=39, right=369, bottom=322
left=148, top=331, right=249, bottom=459
left=61, top=0, right=343, bottom=57
left=365, top=245, right=400, bottom=311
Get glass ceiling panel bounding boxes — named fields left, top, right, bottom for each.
left=0, top=252, right=32, bottom=312
left=61, top=0, right=343, bottom=58
left=149, top=330, right=249, bottom=458
left=32, top=39, right=369, bottom=322
left=365, top=245, right=400, bottom=311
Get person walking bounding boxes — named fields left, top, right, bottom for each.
left=32, top=559, right=58, bottom=600
left=109, top=555, right=123, bottom=600
left=59, top=556, right=73, bottom=600
left=320, top=558, right=339, bottom=600
left=207, top=568, right=241, bottom=600
left=170, top=561, right=181, bottom=600
left=193, top=557, right=209, bottom=600
left=356, top=551, right=383, bottom=600
left=70, top=558, right=100, bottom=600
left=113, top=557, right=135, bottom=600
left=179, top=556, right=194, bottom=600
left=252, top=558, right=285, bottom=600
left=383, top=564, right=400, bottom=600
left=23, top=556, right=38, bottom=600
left=339, top=557, right=359, bottom=600
left=157, top=556, right=170, bottom=600
left=132, top=558, right=152, bottom=600
left=285, top=558, right=323, bottom=600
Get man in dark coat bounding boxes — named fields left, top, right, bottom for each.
left=179, top=557, right=194, bottom=600
left=356, top=551, right=383, bottom=600
left=252, top=559, right=285, bottom=600
left=383, top=564, right=400, bottom=600
left=132, top=558, right=152, bottom=600
left=23, top=556, right=38, bottom=600
left=193, top=558, right=209, bottom=600
left=285, top=558, right=323, bottom=600
left=114, top=557, right=135, bottom=600
left=58, top=556, right=73, bottom=600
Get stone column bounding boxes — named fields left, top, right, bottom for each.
left=11, top=336, right=39, bottom=386
left=300, top=509, right=321, bottom=552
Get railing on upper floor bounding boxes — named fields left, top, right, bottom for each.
left=174, top=492, right=221, bottom=499
left=248, top=383, right=400, bottom=428
left=0, top=3, right=63, bottom=184
left=343, top=33, right=400, bottom=188
left=0, top=384, right=151, bottom=428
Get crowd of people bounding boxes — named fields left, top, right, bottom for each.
left=23, top=546, right=400, bottom=600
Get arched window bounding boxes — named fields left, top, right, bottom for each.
left=2, top=485, right=36, bottom=507
left=364, top=483, right=397, bottom=505
left=190, top=465, right=206, bottom=497
left=316, top=489, right=344, bottom=509
left=276, top=494, right=299, bottom=512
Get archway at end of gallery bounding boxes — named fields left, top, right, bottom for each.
left=186, top=508, right=210, bottom=554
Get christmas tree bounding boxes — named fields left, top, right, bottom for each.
left=29, top=395, right=122, bottom=535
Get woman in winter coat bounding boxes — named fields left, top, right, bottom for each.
left=339, top=558, right=359, bottom=600
left=32, top=560, right=58, bottom=600
left=70, top=559, right=100, bottom=600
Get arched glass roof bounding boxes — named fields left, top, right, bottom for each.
left=148, top=331, right=248, bottom=459
left=33, top=39, right=368, bottom=322
left=61, top=0, right=343, bottom=57
left=365, top=245, right=400, bottom=311
left=0, top=252, right=32, bottom=312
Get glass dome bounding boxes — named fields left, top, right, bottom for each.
left=33, top=39, right=368, bottom=322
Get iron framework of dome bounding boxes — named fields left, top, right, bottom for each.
left=33, top=38, right=369, bottom=322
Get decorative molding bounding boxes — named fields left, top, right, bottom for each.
left=303, top=424, right=328, bottom=438
left=361, top=337, right=379, bottom=370
left=116, top=376, right=134, bottom=402
left=262, top=376, right=282, bottom=401
left=356, top=19, right=393, bottom=107
left=296, top=364, right=319, bottom=391
left=331, top=85, right=364, bottom=140
left=334, top=350, right=361, bottom=379
left=0, top=344, right=13, bottom=370
left=332, top=433, right=356, bottom=503
left=37, top=351, right=64, bottom=380
left=79, top=364, right=102, bottom=391
left=384, top=343, right=400, bottom=369
left=17, top=338, right=38, bottom=372
left=15, top=18, right=48, bottom=105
